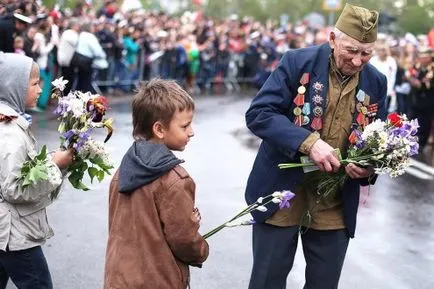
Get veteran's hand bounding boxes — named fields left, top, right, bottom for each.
left=309, top=139, right=341, bottom=173
left=192, top=207, right=201, bottom=226
left=52, top=148, right=75, bottom=169
left=345, top=163, right=374, bottom=179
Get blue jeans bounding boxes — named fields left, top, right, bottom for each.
left=0, top=246, right=52, bottom=289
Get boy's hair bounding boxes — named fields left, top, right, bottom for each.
left=132, top=79, right=195, bottom=140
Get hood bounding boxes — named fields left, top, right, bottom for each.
left=0, top=52, right=33, bottom=113
left=118, top=140, right=183, bottom=194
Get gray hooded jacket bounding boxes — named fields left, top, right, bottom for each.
left=0, top=52, right=63, bottom=251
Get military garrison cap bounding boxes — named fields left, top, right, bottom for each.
left=335, top=3, right=379, bottom=43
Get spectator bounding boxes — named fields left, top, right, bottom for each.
left=14, top=36, right=25, bottom=55
left=0, top=13, right=32, bottom=53
left=75, top=22, right=107, bottom=93
left=57, top=18, right=80, bottom=95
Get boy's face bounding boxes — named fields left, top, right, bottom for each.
left=161, top=109, right=194, bottom=151
left=25, top=66, right=42, bottom=109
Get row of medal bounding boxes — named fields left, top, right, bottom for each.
left=293, top=73, right=325, bottom=131
left=292, top=73, right=379, bottom=137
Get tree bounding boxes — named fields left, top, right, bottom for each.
left=398, top=3, right=433, bottom=34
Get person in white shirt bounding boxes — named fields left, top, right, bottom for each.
left=75, top=22, right=107, bottom=93
left=57, top=19, right=80, bottom=95
left=370, top=43, right=398, bottom=112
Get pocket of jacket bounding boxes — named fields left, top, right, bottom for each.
left=16, top=208, right=53, bottom=241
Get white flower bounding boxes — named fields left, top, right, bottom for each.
left=362, top=119, right=386, bottom=140
left=68, top=98, right=86, bottom=118
left=272, top=191, right=282, bottom=198
left=256, top=206, right=268, bottom=212
left=51, top=77, right=69, bottom=91
left=257, top=197, right=264, bottom=204
left=272, top=198, right=281, bottom=204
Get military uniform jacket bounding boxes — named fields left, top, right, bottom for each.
left=245, top=43, right=387, bottom=237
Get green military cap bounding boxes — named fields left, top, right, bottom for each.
left=335, top=3, right=379, bottom=43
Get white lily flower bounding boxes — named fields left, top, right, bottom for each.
left=271, top=198, right=281, bottom=204
left=51, top=77, right=69, bottom=91
left=257, top=197, right=264, bottom=204
left=256, top=206, right=268, bottom=212
left=272, top=191, right=282, bottom=198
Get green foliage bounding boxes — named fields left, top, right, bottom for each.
left=67, top=154, right=114, bottom=191
left=202, top=0, right=432, bottom=34
left=397, top=3, right=433, bottom=35
left=19, top=145, right=49, bottom=189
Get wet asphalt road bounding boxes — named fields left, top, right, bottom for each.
left=7, top=94, right=434, bottom=289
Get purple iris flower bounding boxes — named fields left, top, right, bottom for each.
left=409, top=119, right=419, bottom=136
left=73, top=131, right=90, bottom=151
left=53, top=101, right=69, bottom=116
left=354, top=129, right=365, bottom=149
left=63, top=130, right=76, bottom=140
left=279, top=190, right=295, bottom=209
left=248, top=219, right=256, bottom=225
left=409, top=142, right=419, bottom=156
left=63, top=130, right=90, bottom=151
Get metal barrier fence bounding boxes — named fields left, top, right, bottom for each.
left=92, top=49, right=271, bottom=94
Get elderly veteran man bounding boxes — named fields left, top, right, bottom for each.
left=245, top=4, right=387, bottom=289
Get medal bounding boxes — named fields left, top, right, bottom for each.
left=294, top=94, right=305, bottom=106
left=293, top=107, right=302, bottom=116
left=294, top=115, right=303, bottom=126
left=356, top=112, right=366, bottom=126
left=356, top=90, right=366, bottom=102
left=300, top=73, right=310, bottom=85
left=311, top=117, right=322, bottom=131
left=312, top=82, right=324, bottom=92
left=313, top=106, right=323, bottom=117
left=297, top=86, right=306, bottom=95
left=313, top=94, right=323, bottom=105
left=302, top=103, right=311, bottom=115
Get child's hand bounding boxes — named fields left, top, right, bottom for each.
left=52, top=148, right=75, bottom=169
left=192, top=207, right=201, bottom=225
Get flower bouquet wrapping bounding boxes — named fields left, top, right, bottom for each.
left=278, top=113, right=419, bottom=209
left=18, top=77, right=114, bottom=194
left=203, top=190, right=295, bottom=239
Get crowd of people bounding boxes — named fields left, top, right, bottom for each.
left=0, top=0, right=433, bottom=149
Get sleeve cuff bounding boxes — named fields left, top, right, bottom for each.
left=298, top=132, right=320, bottom=155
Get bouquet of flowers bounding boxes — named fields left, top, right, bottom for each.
left=278, top=113, right=419, bottom=200
left=203, top=190, right=295, bottom=239
left=18, top=77, right=114, bottom=194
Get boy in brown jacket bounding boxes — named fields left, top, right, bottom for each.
left=104, top=79, right=209, bottom=289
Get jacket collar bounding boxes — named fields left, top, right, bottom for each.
left=0, top=102, right=30, bottom=130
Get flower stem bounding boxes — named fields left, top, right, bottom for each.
left=203, top=194, right=276, bottom=239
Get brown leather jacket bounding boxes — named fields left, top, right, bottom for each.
left=104, top=166, right=209, bottom=289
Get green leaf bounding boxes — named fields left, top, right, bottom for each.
left=88, top=167, right=98, bottom=183
left=96, top=170, right=105, bottom=182
left=68, top=172, right=89, bottom=191
left=28, top=164, right=49, bottom=183
left=36, top=145, right=48, bottom=161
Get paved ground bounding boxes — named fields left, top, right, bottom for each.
left=6, top=94, right=434, bottom=289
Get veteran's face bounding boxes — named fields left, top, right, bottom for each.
left=329, top=32, right=375, bottom=76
